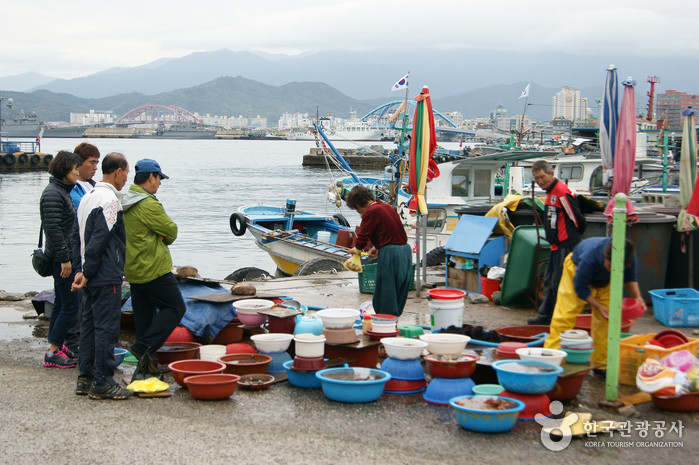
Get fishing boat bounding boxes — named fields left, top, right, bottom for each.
left=229, top=201, right=356, bottom=276
left=391, top=149, right=675, bottom=262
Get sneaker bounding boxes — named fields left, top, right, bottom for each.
left=76, top=376, right=94, bottom=396
left=62, top=345, right=79, bottom=361
left=43, top=350, right=77, bottom=368
left=88, top=382, right=132, bottom=400
left=527, top=315, right=551, bottom=325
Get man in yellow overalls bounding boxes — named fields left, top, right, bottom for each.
left=544, top=237, right=646, bottom=366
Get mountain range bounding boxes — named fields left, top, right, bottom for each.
left=0, top=49, right=673, bottom=124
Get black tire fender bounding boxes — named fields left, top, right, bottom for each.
left=332, top=213, right=350, bottom=227
left=293, top=258, right=344, bottom=276
left=43, top=154, right=53, bottom=165
left=17, top=153, right=28, bottom=164
left=224, top=267, right=272, bottom=282
left=229, top=212, right=247, bottom=236
left=424, top=246, right=446, bottom=267
left=3, top=153, right=16, bottom=165
left=30, top=154, right=41, bottom=165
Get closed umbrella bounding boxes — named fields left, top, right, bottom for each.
left=600, top=65, right=618, bottom=187
left=408, top=86, right=437, bottom=296
left=603, top=79, right=638, bottom=223
left=677, top=107, right=699, bottom=286
left=677, top=107, right=699, bottom=231
left=408, top=86, right=437, bottom=215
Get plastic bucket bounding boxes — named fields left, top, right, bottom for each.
left=429, top=297, right=464, bottom=331
left=199, top=344, right=227, bottom=361
left=317, top=231, right=331, bottom=243
left=479, top=277, right=500, bottom=301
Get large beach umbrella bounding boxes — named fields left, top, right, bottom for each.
left=600, top=65, right=619, bottom=187
left=408, top=86, right=437, bottom=215
left=677, top=107, right=699, bottom=231
left=603, top=79, right=638, bottom=223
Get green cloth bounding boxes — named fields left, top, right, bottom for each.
left=122, top=184, right=178, bottom=284
left=373, top=244, right=413, bottom=317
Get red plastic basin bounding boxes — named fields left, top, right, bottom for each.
left=156, top=342, right=202, bottom=366
left=212, top=322, right=244, bottom=344
left=652, top=391, right=699, bottom=412
left=168, top=359, right=226, bottom=388
left=496, top=325, right=550, bottom=343
left=424, top=353, right=479, bottom=379
left=622, top=297, right=645, bottom=319
left=218, top=353, right=272, bottom=376
left=547, top=371, right=589, bottom=401
left=500, top=390, right=551, bottom=420
left=184, top=373, right=240, bottom=400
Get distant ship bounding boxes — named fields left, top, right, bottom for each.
left=0, top=98, right=43, bottom=138
left=133, top=123, right=217, bottom=139
left=42, top=126, right=88, bottom=138
left=286, top=121, right=385, bottom=142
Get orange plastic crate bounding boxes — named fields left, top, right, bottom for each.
left=618, top=334, right=699, bottom=386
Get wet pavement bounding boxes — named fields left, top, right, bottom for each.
left=1, top=272, right=698, bottom=464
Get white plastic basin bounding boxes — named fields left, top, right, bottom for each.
left=515, top=347, right=567, bottom=366
left=234, top=299, right=275, bottom=314
left=380, top=337, right=428, bottom=360
left=294, top=333, right=326, bottom=358
left=250, top=333, right=294, bottom=353
left=418, top=333, right=471, bottom=354
left=316, top=308, right=359, bottom=329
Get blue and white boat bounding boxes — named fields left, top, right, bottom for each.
left=229, top=201, right=356, bottom=276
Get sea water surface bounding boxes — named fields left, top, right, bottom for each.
left=1, top=138, right=429, bottom=293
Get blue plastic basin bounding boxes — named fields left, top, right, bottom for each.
left=380, top=357, right=426, bottom=381
left=449, top=395, right=525, bottom=433
left=423, top=377, right=475, bottom=405
left=492, top=360, right=563, bottom=394
left=283, top=360, right=322, bottom=389
left=114, top=348, right=128, bottom=367
left=315, top=367, right=390, bottom=403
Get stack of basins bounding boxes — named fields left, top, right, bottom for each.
left=291, top=333, right=327, bottom=374
left=250, top=333, right=294, bottom=374
left=233, top=299, right=274, bottom=329
left=419, top=334, right=476, bottom=405
left=560, top=330, right=594, bottom=364
left=492, top=360, right=563, bottom=420
left=317, top=308, right=360, bottom=345
left=380, top=338, right=429, bottom=394
left=366, top=314, right=400, bottom=340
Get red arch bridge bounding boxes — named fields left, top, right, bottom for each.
left=114, top=104, right=202, bottom=126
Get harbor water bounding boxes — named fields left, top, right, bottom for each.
left=0, top=138, right=416, bottom=293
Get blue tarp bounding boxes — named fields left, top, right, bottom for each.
left=122, top=281, right=237, bottom=340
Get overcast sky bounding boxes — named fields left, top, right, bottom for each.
left=4, top=0, right=698, bottom=79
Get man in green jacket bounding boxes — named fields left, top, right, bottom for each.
left=122, top=159, right=185, bottom=380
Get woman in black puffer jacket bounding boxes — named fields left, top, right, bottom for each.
left=39, top=150, right=82, bottom=368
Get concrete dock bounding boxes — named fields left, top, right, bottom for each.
left=1, top=271, right=697, bottom=465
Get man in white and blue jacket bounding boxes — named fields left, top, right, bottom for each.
left=72, top=152, right=132, bottom=400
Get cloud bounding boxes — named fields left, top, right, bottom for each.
left=3, top=0, right=699, bottom=79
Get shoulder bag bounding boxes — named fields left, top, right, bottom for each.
left=31, top=225, right=53, bottom=277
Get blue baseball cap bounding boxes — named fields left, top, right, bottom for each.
left=135, top=158, right=169, bottom=179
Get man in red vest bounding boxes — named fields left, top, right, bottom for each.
left=528, top=160, right=586, bottom=325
